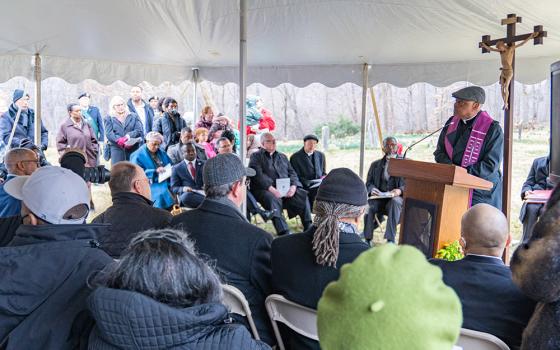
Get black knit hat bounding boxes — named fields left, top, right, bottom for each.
left=303, top=134, right=319, bottom=143
left=316, top=168, right=367, bottom=206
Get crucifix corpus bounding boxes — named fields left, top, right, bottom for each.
left=479, top=14, right=546, bottom=109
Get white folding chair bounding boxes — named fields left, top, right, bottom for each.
left=456, top=328, right=510, bottom=350
left=221, top=284, right=260, bottom=340
left=265, top=294, right=318, bottom=350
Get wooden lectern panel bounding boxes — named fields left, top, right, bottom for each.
left=390, top=158, right=489, bottom=257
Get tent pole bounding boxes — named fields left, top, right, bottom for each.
left=369, top=86, right=384, bottom=150
left=359, top=63, right=369, bottom=178
left=192, top=68, right=199, bottom=127
left=34, top=53, right=42, bottom=147
left=239, top=0, right=247, bottom=213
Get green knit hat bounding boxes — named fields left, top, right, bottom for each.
left=317, top=244, right=462, bottom=350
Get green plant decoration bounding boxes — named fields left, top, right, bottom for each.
left=435, top=240, right=464, bottom=261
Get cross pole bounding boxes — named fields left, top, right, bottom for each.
left=478, top=14, right=546, bottom=223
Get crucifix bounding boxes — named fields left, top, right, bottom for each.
left=478, top=14, right=546, bottom=247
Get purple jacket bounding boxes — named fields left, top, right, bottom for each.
left=56, top=118, right=99, bottom=167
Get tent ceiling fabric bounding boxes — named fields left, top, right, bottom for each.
left=0, top=0, right=559, bottom=86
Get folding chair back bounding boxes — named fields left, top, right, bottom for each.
left=456, top=328, right=510, bottom=350
left=221, top=284, right=260, bottom=340
left=265, top=294, right=318, bottom=350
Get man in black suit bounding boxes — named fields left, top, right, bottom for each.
left=170, top=142, right=205, bottom=208
left=272, top=168, right=370, bottom=350
left=519, top=156, right=553, bottom=242
left=431, top=204, right=536, bottom=349
left=289, top=134, right=326, bottom=208
left=171, top=153, right=274, bottom=345
left=364, top=136, right=404, bottom=243
left=249, top=132, right=312, bottom=236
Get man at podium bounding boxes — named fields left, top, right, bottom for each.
left=434, top=86, right=504, bottom=209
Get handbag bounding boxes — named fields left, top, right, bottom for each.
left=103, top=141, right=111, bottom=161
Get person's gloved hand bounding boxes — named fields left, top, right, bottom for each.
left=116, top=137, right=127, bottom=148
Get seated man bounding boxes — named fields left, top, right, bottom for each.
left=289, top=134, right=326, bottom=208
left=170, top=141, right=205, bottom=208
left=216, top=136, right=275, bottom=222
left=519, top=155, right=553, bottom=242
left=171, top=153, right=274, bottom=345
left=0, top=166, right=112, bottom=348
left=0, top=148, right=40, bottom=218
left=167, top=127, right=207, bottom=164
left=249, top=132, right=312, bottom=236
left=364, top=136, right=404, bottom=243
left=92, top=161, right=172, bottom=258
left=272, top=168, right=370, bottom=350
left=431, top=204, right=536, bottom=349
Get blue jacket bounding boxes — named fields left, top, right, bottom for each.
left=0, top=104, right=48, bottom=150
left=127, top=99, right=153, bottom=135
left=82, top=105, right=105, bottom=141
left=0, top=175, right=20, bottom=218
left=0, top=223, right=112, bottom=349
left=170, top=159, right=204, bottom=195
left=130, top=145, right=174, bottom=209
left=104, top=113, right=144, bottom=164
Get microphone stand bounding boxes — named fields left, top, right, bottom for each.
left=401, top=121, right=454, bottom=159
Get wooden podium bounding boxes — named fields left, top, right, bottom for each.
left=388, top=158, right=492, bottom=257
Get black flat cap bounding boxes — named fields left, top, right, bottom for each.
left=452, top=86, right=485, bottom=104
left=303, top=134, right=319, bottom=143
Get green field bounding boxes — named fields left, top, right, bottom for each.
left=45, top=128, right=549, bottom=244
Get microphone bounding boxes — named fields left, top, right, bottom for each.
left=401, top=120, right=455, bottom=159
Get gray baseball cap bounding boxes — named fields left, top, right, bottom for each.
left=452, top=86, right=486, bottom=104
left=203, top=153, right=256, bottom=187
left=5, top=166, right=90, bottom=224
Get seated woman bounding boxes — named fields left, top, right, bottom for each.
left=130, top=131, right=174, bottom=209
left=88, top=229, right=270, bottom=350
left=195, top=127, right=216, bottom=159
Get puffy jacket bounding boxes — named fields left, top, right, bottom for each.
left=0, top=223, right=112, bottom=349
left=87, top=287, right=271, bottom=350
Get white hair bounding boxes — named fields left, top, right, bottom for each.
left=260, top=132, right=275, bottom=144
left=145, top=131, right=164, bottom=144
left=108, top=96, right=131, bottom=118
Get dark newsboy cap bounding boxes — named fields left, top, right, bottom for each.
left=303, top=134, right=319, bottom=143
left=203, top=153, right=256, bottom=187
left=452, top=86, right=485, bottom=104
left=315, top=168, right=368, bottom=206
left=78, top=92, right=90, bottom=100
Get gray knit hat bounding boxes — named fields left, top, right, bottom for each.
left=203, top=153, right=256, bottom=187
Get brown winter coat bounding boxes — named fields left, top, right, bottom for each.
left=56, top=118, right=99, bottom=167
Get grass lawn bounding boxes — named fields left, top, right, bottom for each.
left=44, top=128, right=549, bottom=244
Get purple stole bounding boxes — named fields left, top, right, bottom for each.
left=444, top=111, right=494, bottom=205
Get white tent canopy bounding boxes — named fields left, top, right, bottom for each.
left=1, top=0, right=559, bottom=87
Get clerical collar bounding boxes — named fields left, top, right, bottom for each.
left=461, top=113, right=478, bottom=124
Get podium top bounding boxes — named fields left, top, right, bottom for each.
left=388, top=158, right=492, bottom=190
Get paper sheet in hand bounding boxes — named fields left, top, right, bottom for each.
left=158, top=164, right=172, bottom=183
left=276, top=178, right=291, bottom=197
left=309, top=179, right=323, bottom=189
left=369, top=191, right=395, bottom=199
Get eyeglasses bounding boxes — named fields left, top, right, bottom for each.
left=20, top=159, right=40, bottom=166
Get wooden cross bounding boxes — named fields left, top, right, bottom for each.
left=478, top=14, right=546, bottom=259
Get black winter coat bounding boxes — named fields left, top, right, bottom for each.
left=171, top=199, right=275, bottom=345
left=434, top=113, right=504, bottom=208
left=271, top=226, right=370, bottom=350
left=0, top=224, right=112, bottom=349
left=153, top=112, right=187, bottom=151
left=289, top=148, right=326, bottom=188
left=92, top=192, right=172, bottom=258
left=87, top=287, right=271, bottom=350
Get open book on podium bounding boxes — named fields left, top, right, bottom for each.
left=388, top=158, right=492, bottom=258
